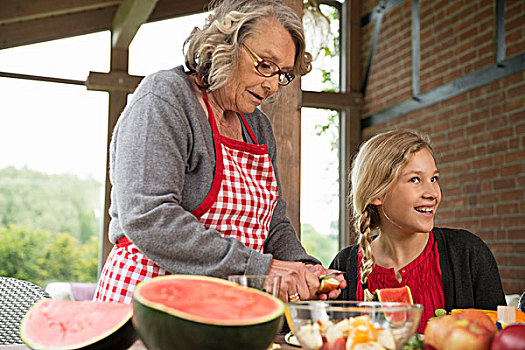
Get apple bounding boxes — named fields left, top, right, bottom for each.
left=443, top=319, right=494, bottom=350
left=424, top=315, right=458, bottom=349
left=491, top=324, right=525, bottom=350
left=454, top=308, right=498, bottom=334
left=424, top=314, right=495, bottom=350
left=318, top=277, right=341, bottom=293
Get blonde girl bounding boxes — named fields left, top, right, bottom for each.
left=330, top=129, right=505, bottom=333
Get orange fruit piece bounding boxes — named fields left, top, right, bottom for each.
left=344, top=315, right=379, bottom=349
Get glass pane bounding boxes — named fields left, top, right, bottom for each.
left=129, top=13, right=210, bottom=76
left=302, top=3, right=341, bottom=92
left=301, top=108, right=340, bottom=267
left=0, top=34, right=108, bottom=292
left=0, top=32, right=109, bottom=80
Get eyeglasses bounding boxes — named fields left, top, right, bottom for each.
left=243, top=44, right=295, bottom=86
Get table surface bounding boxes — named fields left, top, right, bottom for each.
left=0, top=334, right=301, bottom=350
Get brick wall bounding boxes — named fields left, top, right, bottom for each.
left=360, top=0, right=525, bottom=294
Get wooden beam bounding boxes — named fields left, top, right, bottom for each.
left=99, top=46, right=133, bottom=272
left=0, top=6, right=118, bottom=49
left=149, top=0, right=210, bottom=21
left=112, top=0, right=159, bottom=49
left=0, top=0, right=210, bottom=49
left=338, top=0, right=363, bottom=248
left=86, top=71, right=143, bottom=92
left=261, top=0, right=303, bottom=236
left=302, top=91, right=362, bottom=109
left=0, top=0, right=120, bottom=25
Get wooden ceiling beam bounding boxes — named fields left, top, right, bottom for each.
left=112, top=0, right=158, bottom=49
left=149, top=0, right=210, bottom=21
left=0, top=7, right=118, bottom=49
left=0, top=0, right=210, bottom=50
left=0, top=0, right=121, bottom=25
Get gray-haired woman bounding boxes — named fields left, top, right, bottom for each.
left=94, top=0, right=345, bottom=304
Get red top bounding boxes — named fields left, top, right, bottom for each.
left=356, top=231, right=445, bottom=333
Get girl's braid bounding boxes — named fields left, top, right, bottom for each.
left=357, top=205, right=375, bottom=301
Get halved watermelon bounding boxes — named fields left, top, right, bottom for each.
left=132, top=275, right=285, bottom=350
left=20, top=299, right=136, bottom=350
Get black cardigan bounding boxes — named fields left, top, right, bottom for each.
left=329, top=227, right=507, bottom=311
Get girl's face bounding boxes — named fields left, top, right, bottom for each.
left=373, top=148, right=441, bottom=235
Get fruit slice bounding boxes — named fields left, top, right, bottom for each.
left=375, top=286, right=413, bottom=304
left=20, top=299, right=136, bottom=350
left=318, top=277, right=341, bottom=293
left=375, top=286, right=413, bottom=324
left=132, top=274, right=285, bottom=350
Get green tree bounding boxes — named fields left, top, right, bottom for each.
left=0, top=166, right=102, bottom=243
left=301, top=223, right=338, bottom=267
left=0, top=224, right=98, bottom=286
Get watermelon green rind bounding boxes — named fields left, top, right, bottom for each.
left=133, top=274, right=285, bottom=326
left=20, top=299, right=137, bottom=350
left=134, top=299, right=283, bottom=350
left=133, top=275, right=285, bottom=350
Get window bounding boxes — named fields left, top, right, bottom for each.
left=0, top=33, right=109, bottom=286
left=300, top=2, right=342, bottom=265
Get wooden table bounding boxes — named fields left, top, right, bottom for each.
left=0, top=334, right=301, bottom=350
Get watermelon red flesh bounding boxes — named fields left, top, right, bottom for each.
left=133, top=275, right=285, bottom=350
left=20, top=299, right=136, bottom=350
left=376, top=286, right=414, bottom=325
left=137, top=276, right=282, bottom=325
left=376, top=286, right=414, bottom=304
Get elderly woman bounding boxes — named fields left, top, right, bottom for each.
left=94, top=0, right=346, bottom=304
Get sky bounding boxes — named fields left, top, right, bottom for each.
left=0, top=13, right=339, bottom=235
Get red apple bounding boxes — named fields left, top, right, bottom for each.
left=491, top=324, right=525, bottom=350
left=443, top=319, right=494, bottom=350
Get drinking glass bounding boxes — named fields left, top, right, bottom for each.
left=228, top=274, right=281, bottom=297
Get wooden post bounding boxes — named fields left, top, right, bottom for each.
left=339, top=0, right=363, bottom=247
left=261, top=0, right=303, bottom=236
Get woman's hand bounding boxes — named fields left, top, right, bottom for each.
left=267, top=259, right=320, bottom=302
left=306, top=265, right=347, bottom=300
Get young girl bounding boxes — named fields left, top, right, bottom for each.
left=330, top=129, right=506, bottom=333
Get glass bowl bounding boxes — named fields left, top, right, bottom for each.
left=285, top=300, right=423, bottom=350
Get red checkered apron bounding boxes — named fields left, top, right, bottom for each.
left=94, top=90, right=278, bottom=303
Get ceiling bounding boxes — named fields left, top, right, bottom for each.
left=0, top=0, right=211, bottom=50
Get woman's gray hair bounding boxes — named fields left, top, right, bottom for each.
left=184, top=0, right=312, bottom=91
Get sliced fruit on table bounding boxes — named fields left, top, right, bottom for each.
left=20, top=299, right=136, bottom=350
left=132, top=274, right=284, bottom=350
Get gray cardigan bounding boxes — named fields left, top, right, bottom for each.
left=108, top=66, right=319, bottom=278
left=329, top=227, right=506, bottom=311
